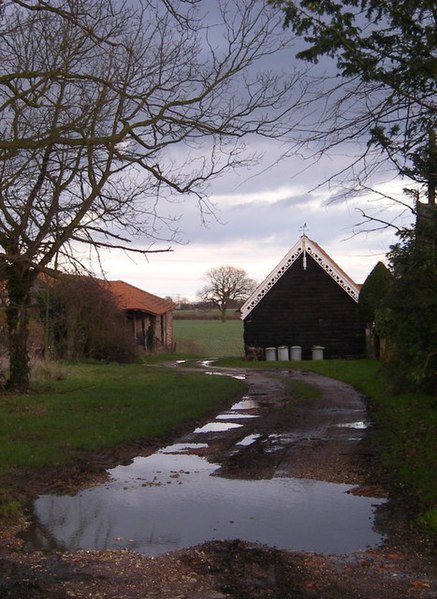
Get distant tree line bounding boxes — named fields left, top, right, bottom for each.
left=173, top=301, right=243, bottom=320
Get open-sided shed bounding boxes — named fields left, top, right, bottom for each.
left=240, top=235, right=365, bottom=360
left=105, top=280, right=175, bottom=352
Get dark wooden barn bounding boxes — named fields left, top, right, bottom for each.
left=240, top=235, right=365, bottom=359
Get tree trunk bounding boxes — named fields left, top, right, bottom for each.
left=5, top=264, right=36, bottom=392
left=427, top=128, right=436, bottom=205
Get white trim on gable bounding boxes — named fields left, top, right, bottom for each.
left=240, top=235, right=360, bottom=320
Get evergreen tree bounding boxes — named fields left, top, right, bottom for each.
left=358, top=261, right=393, bottom=358
left=379, top=207, right=437, bottom=392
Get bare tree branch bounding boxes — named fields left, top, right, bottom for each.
left=0, top=0, right=307, bottom=389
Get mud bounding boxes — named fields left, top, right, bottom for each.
left=0, top=364, right=435, bottom=598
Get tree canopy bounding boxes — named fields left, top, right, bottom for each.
left=271, top=0, right=437, bottom=202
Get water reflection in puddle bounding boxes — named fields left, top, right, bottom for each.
left=236, top=434, right=262, bottom=446
left=216, top=413, right=258, bottom=420
left=337, top=421, right=368, bottom=430
left=231, top=398, right=258, bottom=410
left=194, top=422, right=243, bottom=433
left=204, top=371, right=246, bottom=381
left=23, top=449, right=386, bottom=557
left=160, top=443, right=209, bottom=454
left=200, top=360, right=216, bottom=367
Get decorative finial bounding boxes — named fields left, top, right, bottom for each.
left=299, top=223, right=309, bottom=236
left=299, top=224, right=308, bottom=270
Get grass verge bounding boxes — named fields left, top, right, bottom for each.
left=216, top=357, right=437, bottom=532
left=286, top=378, right=321, bottom=401
left=0, top=361, right=246, bottom=475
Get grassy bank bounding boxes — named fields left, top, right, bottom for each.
left=174, top=319, right=244, bottom=356
left=0, top=362, right=246, bottom=477
left=216, top=357, right=437, bottom=531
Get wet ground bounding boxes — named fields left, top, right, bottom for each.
left=0, top=363, right=436, bottom=598
left=21, top=367, right=384, bottom=556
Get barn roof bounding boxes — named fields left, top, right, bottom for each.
left=105, top=280, right=175, bottom=315
left=240, top=235, right=361, bottom=320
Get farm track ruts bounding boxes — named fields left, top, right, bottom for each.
left=0, top=364, right=435, bottom=598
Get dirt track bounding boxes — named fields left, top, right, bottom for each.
left=0, top=365, right=435, bottom=598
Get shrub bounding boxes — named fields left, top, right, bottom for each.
left=378, top=206, right=437, bottom=392
left=39, top=275, right=138, bottom=363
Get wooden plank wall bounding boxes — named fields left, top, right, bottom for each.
left=244, top=254, right=365, bottom=359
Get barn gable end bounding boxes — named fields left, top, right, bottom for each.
left=241, top=235, right=365, bottom=359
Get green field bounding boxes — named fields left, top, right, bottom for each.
left=174, top=319, right=244, bottom=356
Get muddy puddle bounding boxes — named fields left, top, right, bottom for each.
left=22, top=381, right=386, bottom=558
left=23, top=449, right=385, bottom=557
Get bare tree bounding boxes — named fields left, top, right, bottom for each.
left=199, top=266, right=256, bottom=321
left=0, top=0, right=307, bottom=390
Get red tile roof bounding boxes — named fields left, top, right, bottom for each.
left=104, top=280, right=175, bottom=315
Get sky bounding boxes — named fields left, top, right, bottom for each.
left=89, top=1, right=416, bottom=301
left=97, top=163, right=413, bottom=301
